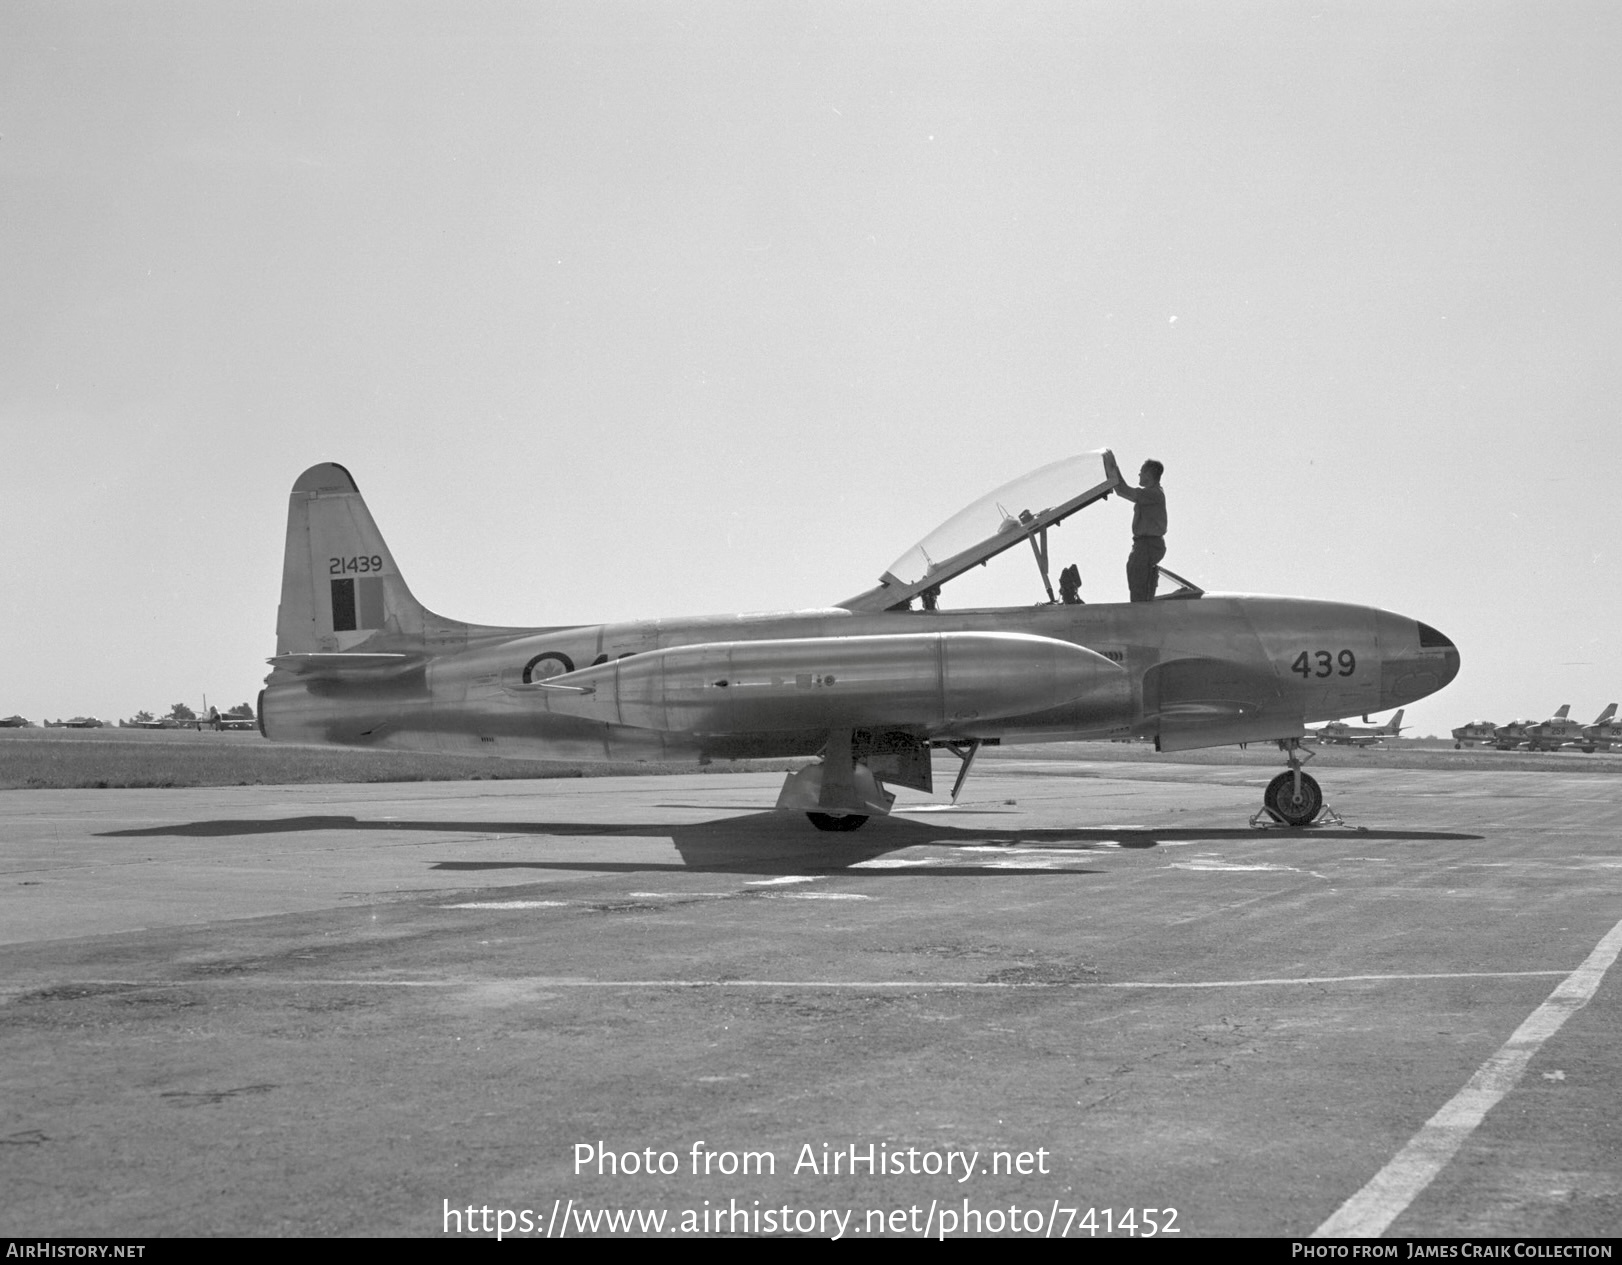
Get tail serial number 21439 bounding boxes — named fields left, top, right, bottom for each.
left=329, top=555, right=385, bottom=575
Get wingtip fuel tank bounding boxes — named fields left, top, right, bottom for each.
left=529, top=632, right=1129, bottom=734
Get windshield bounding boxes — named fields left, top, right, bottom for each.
left=882, top=454, right=1106, bottom=586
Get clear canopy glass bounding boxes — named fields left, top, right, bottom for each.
left=882, top=453, right=1108, bottom=586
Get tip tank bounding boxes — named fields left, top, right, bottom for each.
left=533, top=631, right=1127, bottom=733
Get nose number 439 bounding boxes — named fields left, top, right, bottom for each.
left=1291, top=649, right=1356, bottom=678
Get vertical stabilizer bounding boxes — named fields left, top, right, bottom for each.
left=1386, top=709, right=1404, bottom=733
left=1593, top=704, right=1617, bottom=725
left=1553, top=704, right=1570, bottom=720
left=276, top=463, right=441, bottom=655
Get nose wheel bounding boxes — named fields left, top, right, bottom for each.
left=1262, top=769, right=1322, bottom=826
left=1251, top=738, right=1344, bottom=828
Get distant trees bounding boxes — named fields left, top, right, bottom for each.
left=169, top=703, right=196, bottom=721
left=134, top=710, right=154, bottom=723
left=227, top=702, right=254, bottom=718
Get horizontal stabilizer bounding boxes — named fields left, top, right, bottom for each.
left=267, top=652, right=422, bottom=677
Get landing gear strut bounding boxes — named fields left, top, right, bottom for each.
left=779, top=729, right=895, bottom=832
left=1251, top=738, right=1343, bottom=828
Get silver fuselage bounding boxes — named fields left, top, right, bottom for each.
left=262, top=595, right=1458, bottom=765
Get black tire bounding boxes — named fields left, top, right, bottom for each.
left=807, top=812, right=868, bottom=833
left=1263, top=771, right=1322, bottom=827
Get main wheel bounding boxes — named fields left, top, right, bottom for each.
left=807, top=812, right=868, bottom=832
left=1263, top=771, right=1322, bottom=826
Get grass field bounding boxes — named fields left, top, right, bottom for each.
left=0, top=728, right=800, bottom=790
left=2, top=727, right=1617, bottom=791
left=983, top=738, right=1622, bottom=776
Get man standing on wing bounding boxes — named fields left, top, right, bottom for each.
left=1105, top=454, right=1167, bottom=602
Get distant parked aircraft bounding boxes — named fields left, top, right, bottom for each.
left=1573, top=704, right=1620, bottom=753
left=1523, top=703, right=1616, bottom=752
left=1451, top=719, right=1498, bottom=749
left=0, top=715, right=33, bottom=728
left=1309, top=710, right=1405, bottom=746
left=45, top=717, right=104, bottom=728
left=1491, top=713, right=1549, bottom=750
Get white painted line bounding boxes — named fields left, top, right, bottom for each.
left=1094, top=971, right=1565, bottom=989
left=625, top=892, right=733, bottom=899
left=439, top=900, right=569, bottom=910
left=757, top=892, right=872, bottom=901
left=1313, top=914, right=1622, bottom=1238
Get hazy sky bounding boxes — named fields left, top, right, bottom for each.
left=3, top=2, right=1618, bottom=736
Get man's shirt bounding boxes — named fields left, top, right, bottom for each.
left=1124, top=483, right=1167, bottom=537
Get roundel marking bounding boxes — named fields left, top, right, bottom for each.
left=523, top=652, right=575, bottom=683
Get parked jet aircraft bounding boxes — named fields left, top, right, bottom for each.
left=1578, top=704, right=1621, bottom=753
left=1308, top=710, right=1404, bottom=747
left=1451, top=720, right=1498, bottom=749
left=1494, top=705, right=1567, bottom=751
left=125, top=716, right=181, bottom=730
left=260, top=456, right=1460, bottom=828
left=1523, top=703, right=1602, bottom=752
left=1491, top=717, right=1536, bottom=749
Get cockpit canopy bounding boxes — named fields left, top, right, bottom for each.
left=839, top=451, right=1202, bottom=613
left=881, top=455, right=1105, bottom=587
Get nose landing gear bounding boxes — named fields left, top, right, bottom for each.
left=1251, top=738, right=1344, bottom=828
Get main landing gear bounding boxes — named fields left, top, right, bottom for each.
left=1251, top=738, right=1344, bottom=828
left=806, top=812, right=868, bottom=832
left=794, top=735, right=983, bottom=832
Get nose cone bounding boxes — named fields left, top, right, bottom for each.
left=1422, top=622, right=1462, bottom=691
left=1380, top=616, right=1460, bottom=706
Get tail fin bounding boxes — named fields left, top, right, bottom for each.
left=1553, top=704, right=1570, bottom=720
left=1595, top=703, right=1618, bottom=725
left=276, top=463, right=441, bottom=655
left=1386, top=709, right=1404, bottom=733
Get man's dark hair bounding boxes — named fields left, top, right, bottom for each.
left=1143, top=459, right=1164, bottom=482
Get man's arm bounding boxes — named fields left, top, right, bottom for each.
left=1102, top=450, right=1138, bottom=501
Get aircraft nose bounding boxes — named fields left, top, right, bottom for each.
left=1382, top=618, right=1459, bottom=705
left=1419, top=622, right=1461, bottom=689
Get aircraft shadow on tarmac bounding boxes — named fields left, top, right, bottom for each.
left=97, top=812, right=1485, bottom=878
